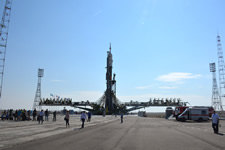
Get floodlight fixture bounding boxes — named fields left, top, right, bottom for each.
left=38, top=68, right=44, bottom=77
left=209, top=63, right=216, bottom=72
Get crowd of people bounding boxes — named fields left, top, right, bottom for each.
left=0, top=109, right=56, bottom=122
left=0, top=108, right=93, bottom=129
left=39, top=98, right=73, bottom=105
left=1, top=109, right=33, bottom=121
left=1, top=108, right=221, bottom=134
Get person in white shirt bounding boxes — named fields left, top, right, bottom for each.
left=211, top=111, right=219, bottom=133
left=80, top=111, right=87, bottom=128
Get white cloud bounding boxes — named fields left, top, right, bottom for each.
left=156, top=72, right=201, bottom=82
left=136, top=85, right=152, bottom=89
left=159, top=86, right=178, bottom=89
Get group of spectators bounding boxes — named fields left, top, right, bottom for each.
left=126, top=99, right=187, bottom=107
left=1, top=109, right=33, bottom=121
left=0, top=109, right=56, bottom=123
left=1, top=108, right=97, bottom=130
left=33, top=109, right=57, bottom=124
left=39, top=98, right=72, bottom=105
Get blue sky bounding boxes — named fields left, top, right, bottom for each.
left=0, top=0, right=225, bottom=111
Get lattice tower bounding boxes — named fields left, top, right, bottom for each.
left=33, top=69, right=44, bottom=110
left=210, top=63, right=222, bottom=110
left=217, top=34, right=225, bottom=110
left=0, top=0, right=12, bottom=98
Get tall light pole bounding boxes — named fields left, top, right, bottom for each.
left=33, top=68, right=44, bottom=110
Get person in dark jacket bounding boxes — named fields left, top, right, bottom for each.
left=53, top=111, right=56, bottom=121
left=45, top=109, right=49, bottom=121
left=120, top=112, right=124, bottom=123
left=65, top=111, right=70, bottom=127
left=33, top=109, right=37, bottom=121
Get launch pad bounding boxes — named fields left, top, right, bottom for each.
left=39, top=44, right=188, bottom=114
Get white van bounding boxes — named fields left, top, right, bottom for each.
left=178, top=108, right=209, bottom=122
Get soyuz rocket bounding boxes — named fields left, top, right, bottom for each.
left=106, top=43, right=113, bottom=112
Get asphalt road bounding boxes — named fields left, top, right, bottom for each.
left=4, top=116, right=225, bottom=150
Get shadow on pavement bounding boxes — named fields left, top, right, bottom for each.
left=215, top=133, right=224, bottom=136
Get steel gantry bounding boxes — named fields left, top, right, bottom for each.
left=39, top=97, right=188, bottom=114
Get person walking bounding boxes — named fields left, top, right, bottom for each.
left=33, top=108, right=37, bottom=121
left=212, top=111, right=220, bottom=133
left=53, top=111, right=56, bottom=121
left=39, top=110, right=44, bottom=124
left=65, top=110, right=70, bottom=127
left=27, top=110, right=31, bottom=120
left=17, top=109, right=21, bottom=121
left=80, top=111, right=87, bottom=128
left=45, top=109, right=49, bottom=121
left=87, top=111, right=92, bottom=122
left=14, top=110, right=18, bottom=121
left=120, top=112, right=124, bottom=123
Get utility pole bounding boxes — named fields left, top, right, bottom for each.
left=33, top=68, right=44, bottom=111
left=0, top=0, right=12, bottom=99
left=217, top=34, right=225, bottom=110
left=210, top=63, right=222, bottom=110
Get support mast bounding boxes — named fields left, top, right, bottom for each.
left=0, top=0, right=12, bottom=98
left=217, top=34, right=225, bottom=110
left=210, top=63, right=222, bottom=110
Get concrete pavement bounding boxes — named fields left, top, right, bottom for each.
left=1, top=116, right=225, bottom=150
left=0, top=115, right=118, bottom=149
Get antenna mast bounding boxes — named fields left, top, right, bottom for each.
left=0, top=0, right=12, bottom=98
left=210, top=63, right=222, bottom=110
left=217, top=34, right=225, bottom=110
